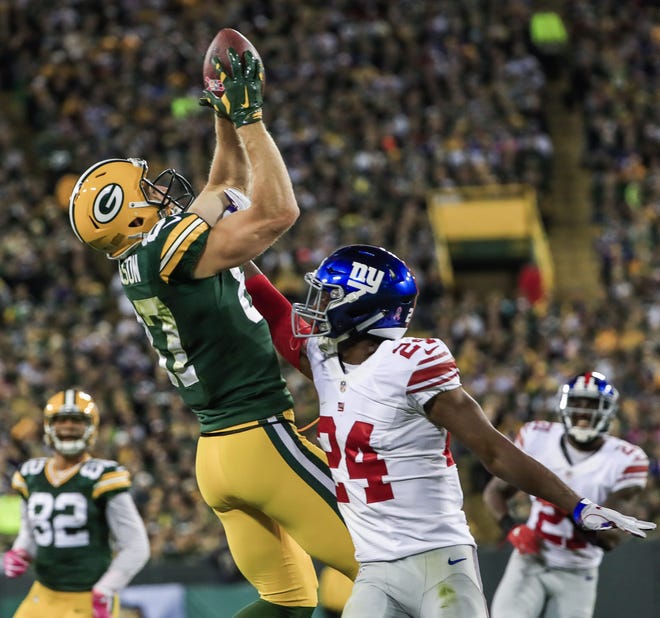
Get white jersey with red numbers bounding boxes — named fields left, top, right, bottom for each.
left=306, top=336, right=476, bottom=563
left=516, top=421, right=649, bottom=569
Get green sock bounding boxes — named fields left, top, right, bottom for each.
left=233, top=599, right=315, bottom=618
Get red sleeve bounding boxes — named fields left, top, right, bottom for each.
left=245, top=274, right=310, bottom=370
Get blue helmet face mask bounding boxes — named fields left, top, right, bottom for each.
left=556, top=371, right=619, bottom=444
left=292, top=244, right=419, bottom=342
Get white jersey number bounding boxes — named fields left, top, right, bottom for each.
left=318, top=416, right=394, bottom=504
left=530, top=499, right=587, bottom=549
left=28, top=492, right=90, bottom=548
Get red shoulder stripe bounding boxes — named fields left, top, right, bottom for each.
left=408, top=360, right=456, bottom=387
left=407, top=368, right=459, bottom=394
left=622, top=465, right=648, bottom=474
left=417, top=352, right=451, bottom=367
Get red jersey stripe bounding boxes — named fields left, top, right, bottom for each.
left=407, top=369, right=459, bottom=394
left=408, top=361, right=456, bottom=387
left=417, top=351, right=450, bottom=366
left=622, top=465, right=649, bottom=474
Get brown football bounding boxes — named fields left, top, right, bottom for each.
left=202, top=28, right=264, bottom=92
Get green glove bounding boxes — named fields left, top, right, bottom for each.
left=200, top=48, right=264, bottom=127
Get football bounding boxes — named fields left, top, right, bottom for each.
left=202, top=28, right=264, bottom=92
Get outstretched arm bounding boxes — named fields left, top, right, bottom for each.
left=427, top=388, right=655, bottom=538
left=429, top=388, right=580, bottom=513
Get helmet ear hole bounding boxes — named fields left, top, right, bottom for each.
left=129, top=217, right=144, bottom=228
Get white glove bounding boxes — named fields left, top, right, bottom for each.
left=573, top=498, right=657, bottom=538
left=222, top=188, right=251, bottom=218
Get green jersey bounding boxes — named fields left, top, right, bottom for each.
left=11, top=457, right=131, bottom=592
left=118, top=212, right=293, bottom=432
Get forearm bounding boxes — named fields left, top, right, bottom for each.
left=245, top=271, right=310, bottom=374
left=208, top=116, right=250, bottom=191
left=238, top=123, right=299, bottom=229
left=94, top=493, right=150, bottom=595
left=190, top=118, right=250, bottom=226
left=486, top=436, right=580, bottom=514
left=430, top=390, right=581, bottom=515
left=12, top=503, right=37, bottom=557
left=483, top=478, right=515, bottom=523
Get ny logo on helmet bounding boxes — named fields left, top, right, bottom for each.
left=93, top=184, right=124, bottom=223
left=348, top=262, right=384, bottom=294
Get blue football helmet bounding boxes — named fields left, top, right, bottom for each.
left=556, top=371, right=619, bottom=443
left=292, top=245, right=418, bottom=341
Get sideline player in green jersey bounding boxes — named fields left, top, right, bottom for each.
left=68, top=45, right=358, bottom=617
left=3, top=389, right=150, bottom=618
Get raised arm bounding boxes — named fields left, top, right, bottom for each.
left=189, top=115, right=251, bottom=225
left=192, top=48, right=299, bottom=276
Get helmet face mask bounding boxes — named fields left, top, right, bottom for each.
left=69, top=158, right=195, bottom=259
left=44, top=390, right=100, bottom=457
left=294, top=273, right=345, bottom=338
left=142, top=167, right=195, bottom=215
left=556, top=372, right=619, bottom=444
left=292, top=244, right=418, bottom=342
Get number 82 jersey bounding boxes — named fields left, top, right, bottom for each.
left=308, top=336, right=476, bottom=563
left=11, top=457, right=131, bottom=592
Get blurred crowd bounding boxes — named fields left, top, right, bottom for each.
left=563, top=1, right=660, bottom=302
left=0, top=0, right=657, bottom=567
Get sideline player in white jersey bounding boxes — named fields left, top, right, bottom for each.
left=483, top=371, right=651, bottom=618
left=242, top=245, right=655, bottom=618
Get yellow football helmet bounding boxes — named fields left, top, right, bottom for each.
left=68, top=158, right=195, bottom=259
left=44, top=389, right=100, bottom=456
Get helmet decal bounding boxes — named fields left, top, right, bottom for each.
left=93, top=184, right=124, bottom=223
left=347, top=261, right=385, bottom=294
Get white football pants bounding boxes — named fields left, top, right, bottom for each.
left=491, top=550, right=598, bottom=618
left=342, top=544, right=488, bottom=618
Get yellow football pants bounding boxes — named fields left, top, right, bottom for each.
left=13, top=582, right=119, bottom=618
left=319, top=566, right=355, bottom=612
left=196, top=411, right=358, bottom=608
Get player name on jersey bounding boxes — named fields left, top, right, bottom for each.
left=119, top=253, right=142, bottom=285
